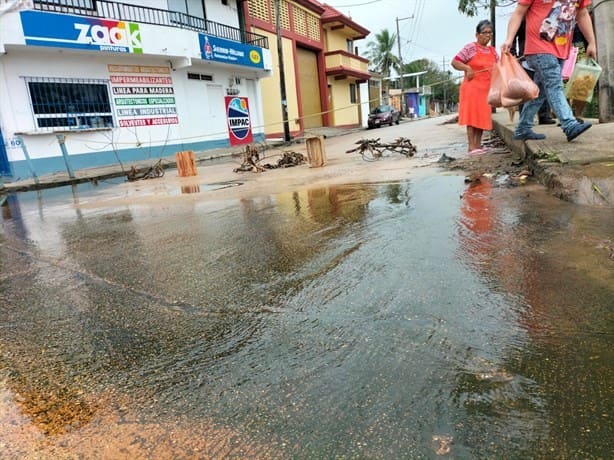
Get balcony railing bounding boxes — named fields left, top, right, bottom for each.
left=324, top=51, right=369, bottom=75
left=33, top=0, right=269, bottom=49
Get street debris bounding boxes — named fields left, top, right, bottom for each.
left=441, top=115, right=459, bottom=125
left=234, top=144, right=265, bottom=173
left=127, top=159, right=165, bottom=181
left=437, top=153, right=456, bottom=163
left=263, top=151, right=306, bottom=169
left=233, top=144, right=306, bottom=173
left=345, top=137, right=417, bottom=161
left=591, top=182, right=609, bottom=203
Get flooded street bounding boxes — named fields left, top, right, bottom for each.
left=0, top=165, right=612, bottom=458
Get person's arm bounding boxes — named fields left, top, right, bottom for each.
left=501, top=4, right=530, bottom=54
left=451, top=57, right=475, bottom=80
left=576, top=7, right=597, bottom=60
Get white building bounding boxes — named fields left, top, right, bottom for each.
left=0, top=0, right=272, bottom=180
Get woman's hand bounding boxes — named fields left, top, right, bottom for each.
left=465, top=68, right=475, bottom=80
left=501, top=41, right=512, bottom=55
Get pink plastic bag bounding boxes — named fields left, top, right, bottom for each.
left=499, top=53, right=539, bottom=107
left=561, top=46, right=579, bottom=80
left=487, top=62, right=503, bottom=107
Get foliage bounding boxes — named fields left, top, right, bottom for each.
left=457, top=0, right=516, bottom=17
left=365, top=29, right=400, bottom=78
left=401, top=59, right=460, bottom=105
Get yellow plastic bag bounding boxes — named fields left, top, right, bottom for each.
left=565, top=58, right=602, bottom=103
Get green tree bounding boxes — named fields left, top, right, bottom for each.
left=365, top=29, right=400, bottom=78
left=458, top=0, right=516, bottom=44
left=402, top=59, right=460, bottom=109
left=457, top=0, right=515, bottom=17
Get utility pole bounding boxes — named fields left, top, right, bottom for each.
left=275, top=0, right=291, bottom=142
left=396, top=15, right=413, bottom=115
left=442, top=56, right=447, bottom=114
left=396, top=16, right=403, bottom=108
left=490, top=0, right=497, bottom=47
left=594, top=0, right=613, bottom=121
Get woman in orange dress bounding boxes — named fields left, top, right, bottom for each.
left=452, top=20, right=499, bottom=155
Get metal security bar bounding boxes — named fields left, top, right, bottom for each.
left=24, top=76, right=114, bottom=131
left=33, top=0, right=269, bottom=48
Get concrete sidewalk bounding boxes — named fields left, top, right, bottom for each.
left=490, top=109, right=614, bottom=205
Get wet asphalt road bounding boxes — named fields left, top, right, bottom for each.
left=1, top=118, right=612, bottom=458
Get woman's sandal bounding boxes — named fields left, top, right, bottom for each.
left=468, top=148, right=488, bottom=156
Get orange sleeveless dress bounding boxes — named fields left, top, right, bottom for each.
left=458, top=43, right=497, bottom=130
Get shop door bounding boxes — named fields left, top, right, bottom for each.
left=296, top=47, right=322, bottom=129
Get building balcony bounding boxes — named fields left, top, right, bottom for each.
left=324, top=50, right=370, bottom=81
left=32, top=0, right=269, bottom=49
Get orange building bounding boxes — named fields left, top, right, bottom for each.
left=243, top=0, right=370, bottom=139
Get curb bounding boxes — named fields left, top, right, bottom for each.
left=492, top=119, right=573, bottom=200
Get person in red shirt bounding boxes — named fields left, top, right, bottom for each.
left=501, top=0, right=597, bottom=142
left=452, top=20, right=499, bottom=156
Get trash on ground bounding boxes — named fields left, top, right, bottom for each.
left=346, top=137, right=417, bottom=161
left=233, top=144, right=266, bottom=173
left=437, top=153, right=456, bottom=163
left=234, top=145, right=306, bottom=173
left=127, top=159, right=165, bottom=181
left=263, top=151, right=306, bottom=169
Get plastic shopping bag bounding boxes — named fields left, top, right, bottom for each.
left=499, top=53, right=539, bottom=107
left=565, top=58, right=602, bottom=103
left=561, top=46, right=579, bottom=80
left=487, top=62, right=503, bottom=107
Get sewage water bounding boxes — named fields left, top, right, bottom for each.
left=0, top=172, right=612, bottom=458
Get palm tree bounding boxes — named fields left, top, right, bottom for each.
left=365, top=29, right=400, bottom=79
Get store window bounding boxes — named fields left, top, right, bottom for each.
left=350, top=83, right=357, bottom=104
left=25, top=77, right=114, bottom=130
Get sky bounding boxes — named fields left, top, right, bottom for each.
left=328, top=0, right=516, bottom=73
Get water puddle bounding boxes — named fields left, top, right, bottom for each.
left=0, top=171, right=611, bottom=458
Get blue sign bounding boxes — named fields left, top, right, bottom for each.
left=20, top=11, right=142, bottom=53
left=199, top=34, right=264, bottom=69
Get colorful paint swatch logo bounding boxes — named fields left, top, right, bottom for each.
left=21, top=11, right=142, bottom=53
left=226, top=97, right=253, bottom=145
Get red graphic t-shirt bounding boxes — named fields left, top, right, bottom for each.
left=519, top=0, right=591, bottom=59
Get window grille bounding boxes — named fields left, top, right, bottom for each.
left=24, top=77, right=114, bottom=131
left=279, top=0, right=290, bottom=30
left=247, top=0, right=270, bottom=23
left=306, top=12, right=320, bottom=42
left=293, top=7, right=307, bottom=37
left=187, top=73, right=213, bottom=81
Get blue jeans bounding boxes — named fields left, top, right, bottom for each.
left=516, top=54, right=577, bottom=135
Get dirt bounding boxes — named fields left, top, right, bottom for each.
left=437, top=127, right=534, bottom=189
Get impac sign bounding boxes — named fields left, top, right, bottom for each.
left=225, top=97, right=253, bottom=146
left=20, top=11, right=142, bottom=53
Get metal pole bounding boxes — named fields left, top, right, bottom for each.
left=396, top=17, right=405, bottom=114
left=396, top=16, right=403, bottom=74
left=55, top=134, right=75, bottom=179
left=275, top=0, right=291, bottom=143
left=442, top=56, right=447, bottom=114
left=396, top=16, right=414, bottom=115
left=17, top=136, right=39, bottom=184
left=594, top=0, right=613, bottom=122
left=490, top=0, right=496, bottom=47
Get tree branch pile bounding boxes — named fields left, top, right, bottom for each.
left=233, top=145, right=306, bottom=173
left=346, top=137, right=417, bottom=161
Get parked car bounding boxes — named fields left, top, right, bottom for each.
left=368, top=105, right=400, bottom=128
